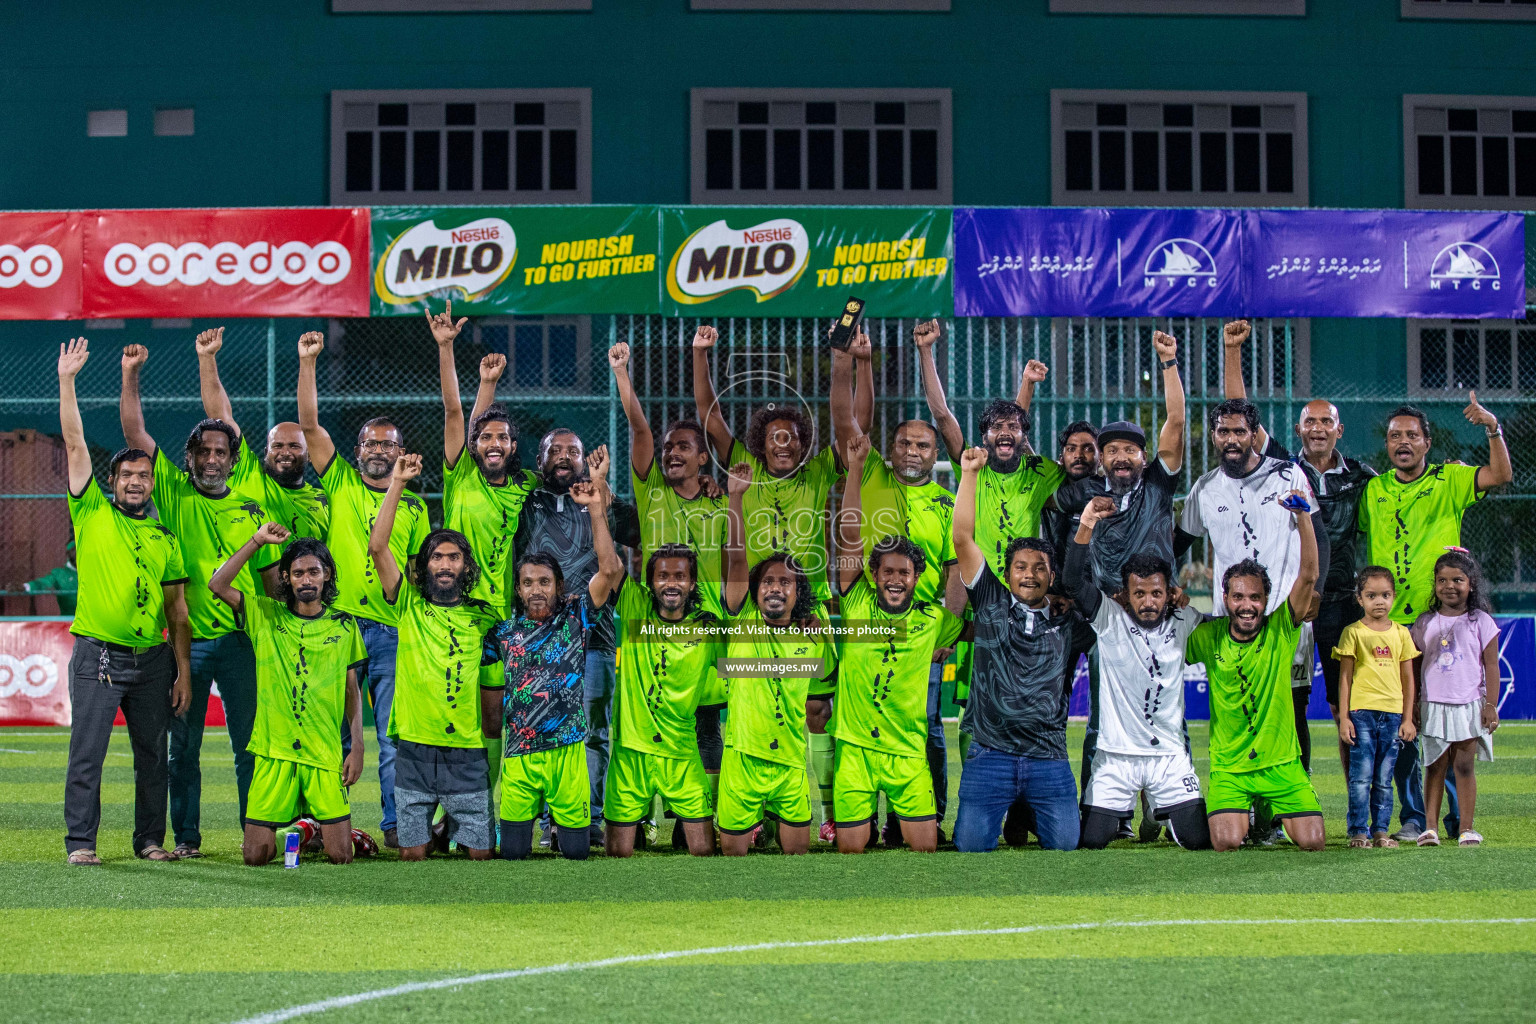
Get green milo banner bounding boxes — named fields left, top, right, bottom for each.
left=659, top=206, right=952, bottom=317
left=370, top=205, right=659, bottom=315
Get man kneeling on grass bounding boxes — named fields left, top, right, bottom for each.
left=210, top=524, right=368, bottom=865
left=371, top=454, right=501, bottom=861
left=1184, top=489, right=1325, bottom=852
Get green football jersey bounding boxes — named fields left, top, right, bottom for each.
left=229, top=437, right=329, bottom=542
left=728, top=439, right=842, bottom=605
left=859, top=449, right=957, bottom=606
left=973, top=453, right=1064, bottom=582
left=443, top=452, right=539, bottom=619
left=722, top=601, right=836, bottom=768
left=385, top=582, right=499, bottom=748
left=632, top=458, right=731, bottom=619
left=151, top=448, right=277, bottom=640
left=320, top=456, right=432, bottom=626
left=25, top=564, right=78, bottom=615
left=67, top=479, right=187, bottom=646
left=829, top=577, right=964, bottom=758
left=242, top=595, right=367, bottom=770
left=1359, top=462, right=1481, bottom=624
left=614, top=578, right=722, bottom=759
left=1185, top=609, right=1302, bottom=773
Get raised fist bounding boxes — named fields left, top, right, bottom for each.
left=727, top=461, right=753, bottom=496
left=297, top=331, right=324, bottom=360
left=913, top=320, right=941, bottom=349
left=845, top=432, right=871, bottom=467
left=1080, top=495, right=1116, bottom=528
left=121, top=344, right=148, bottom=372
left=1152, top=330, right=1178, bottom=362
left=607, top=342, right=630, bottom=370
left=1022, top=359, right=1048, bottom=385
left=194, top=327, right=225, bottom=357
left=253, top=521, right=291, bottom=547
left=693, top=325, right=718, bottom=349
left=1223, top=320, right=1251, bottom=348
left=392, top=453, right=422, bottom=482
left=480, top=352, right=506, bottom=383
left=959, top=446, right=988, bottom=473
left=586, top=444, right=609, bottom=481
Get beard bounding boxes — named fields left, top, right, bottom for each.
left=984, top=441, right=1022, bottom=474
left=425, top=573, right=464, bottom=604
left=1218, top=446, right=1253, bottom=477
left=1105, top=465, right=1142, bottom=496
left=266, top=459, right=305, bottom=488
left=541, top=463, right=578, bottom=493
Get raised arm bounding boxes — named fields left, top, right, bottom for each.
left=830, top=337, right=862, bottom=455
left=608, top=342, right=654, bottom=477
left=572, top=474, right=623, bottom=608
left=1014, top=359, right=1048, bottom=417
left=296, top=331, right=336, bottom=472
left=836, top=434, right=871, bottom=595
left=468, top=352, right=504, bottom=428
left=952, top=446, right=988, bottom=585
left=209, top=521, right=290, bottom=614
left=57, top=338, right=94, bottom=497
left=1152, top=329, right=1186, bottom=473
left=118, top=344, right=157, bottom=456
left=194, top=327, right=239, bottom=438
left=915, top=320, right=964, bottom=463
left=1221, top=319, right=1268, bottom=451
left=851, top=332, right=874, bottom=436
left=723, top=461, right=752, bottom=614
left=1463, top=391, right=1512, bottom=491
left=691, top=325, right=733, bottom=462
left=1065, top=496, right=1115, bottom=618
left=370, top=453, right=421, bottom=603
left=1285, top=489, right=1319, bottom=625
left=427, top=300, right=471, bottom=464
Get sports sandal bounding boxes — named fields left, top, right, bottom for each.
left=1372, top=833, right=1399, bottom=848
left=1415, top=829, right=1441, bottom=847
left=1457, top=830, right=1484, bottom=847
left=67, top=848, right=103, bottom=866
left=136, top=844, right=176, bottom=861
left=171, top=843, right=202, bottom=859
left=1348, top=835, right=1371, bottom=849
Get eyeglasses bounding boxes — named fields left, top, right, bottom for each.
left=359, top=440, right=401, bottom=453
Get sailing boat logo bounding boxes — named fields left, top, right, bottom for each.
left=1429, top=242, right=1501, bottom=292
left=1142, top=238, right=1219, bottom=289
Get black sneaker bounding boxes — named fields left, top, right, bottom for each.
left=671, top=818, right=686, bottom=850
left=382, top=828, right=399, bottom=850
left=882, top=814, right=904, bottom=849
left=430, top=818, right=451, bottom=855
left=588, top=823, right=605, bottom=849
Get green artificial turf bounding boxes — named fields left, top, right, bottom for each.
left=3, top=722, right=1533, bottom=1023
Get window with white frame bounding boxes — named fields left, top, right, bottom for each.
left=1051, top=0, right=1303, bottom=12
left=1052, top=90, right=1308, bottom=206
left=1404, top=96, right=1536, bottom=209
left=1401, top=0, right=1536, bottom=20
left=330, top=89, right=590, bottom=205
left=1408, top=317, right=1536, bottom=398
left=474, top=316, right=590, bottom=392
left=690, top=89, right=952, bottom=204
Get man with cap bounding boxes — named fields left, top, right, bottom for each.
left=1052, top=329, right=1187, bottom=817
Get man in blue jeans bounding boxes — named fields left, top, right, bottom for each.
left=949, top=446, right=1085, bottom=852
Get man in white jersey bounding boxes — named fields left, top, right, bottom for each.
left=1178, top=397, right=1326, bottom=616
left=1066, top=498, right=1210, bottom=850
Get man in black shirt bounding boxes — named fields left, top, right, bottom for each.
left=513, top=439, right=640, bottom=847
left=1223, top=321, right=1375, bottom=776
left=951, top=445, right=1085, bottom=852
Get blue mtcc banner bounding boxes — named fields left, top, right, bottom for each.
left=955, top=207, right=1525, bottom=319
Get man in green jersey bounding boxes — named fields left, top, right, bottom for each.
left=370, top=454, right=500, bottom=861
left=1185, top=488, right=1324, bottom=852
left=717, top=463, right=838, bottom=856
left=24, top=539, right=77, bottom=615
left=831, top=328, right=964, bottom=844
left=298, top=329, right=432, bottom=848
left=195, top=327, right=329, bottom=542
left=605, top=545, right=723, bottom=857
left=121, top=342, right=280, bottom=858
left=610, top=338, right=730, bottom=842
left=1359, top=398, right=1510, bottom=841
left=209, top=522, right=367, bottom=865
left=59, top=338, right=191, bottom=865
left=695, top=323, right=846, bottom=837
left=831, top=435, right=967, bottom=854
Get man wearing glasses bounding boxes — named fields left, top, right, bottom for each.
left=298, top=331, right=432, bottom=850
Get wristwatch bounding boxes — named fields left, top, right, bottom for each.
left=1159, top=358, right=1177, bottom=370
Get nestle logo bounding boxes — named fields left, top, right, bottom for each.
left=742, top=227, right=792, bottom=244
left=451, top=227, right=500, bottom=244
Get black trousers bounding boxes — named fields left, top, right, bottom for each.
left=64, top=637, right=174, bottom=855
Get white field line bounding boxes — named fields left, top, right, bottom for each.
left=230, top=916, right=1536, bottom=1024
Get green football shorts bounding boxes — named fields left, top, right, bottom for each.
left=604, top=745, right=713, bottom=825
left=500, top=741, right=589, bottom=828
left=715, top=747, right=811, bottom=834
left=1207, top=757, right=1322, bottom=818
left=832, top=741, right=936, bottom=826
left=245, top=754, right=350, bottom=827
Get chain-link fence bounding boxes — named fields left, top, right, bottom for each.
left=1, top=313, right=1531, bottom=612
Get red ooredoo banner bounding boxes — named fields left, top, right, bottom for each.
left=0, top=620, right=74, bottom=726
left=81, top=207, right=371, bottom=318
left=0, top=212, right=83, bottom=320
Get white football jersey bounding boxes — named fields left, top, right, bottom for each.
left=1180, top=456, right=1315, bottom=615
left=1091, top=600, right=1203, bottom=756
